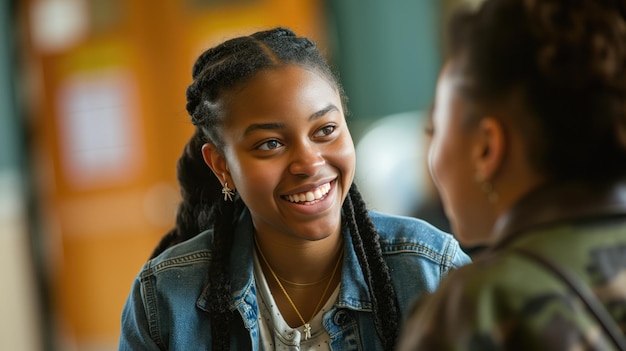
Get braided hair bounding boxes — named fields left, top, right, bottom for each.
left=151, top=27, right=400, bottom=350
left=447, top=0, right=626, bottom=182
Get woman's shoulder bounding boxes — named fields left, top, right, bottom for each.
left=420, top=250, right=585, bottom=321
left=140, top=230, right=215, bottom=277
left=368, top=210, right=446, bottom=232
left=400, top=250, right=608, bottom=350
left=367, top=210, right=471, bottom=266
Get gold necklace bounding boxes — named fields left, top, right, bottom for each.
left=276, top=271, right=334, bottom=287
left=255, top=239, right=343, bottom=341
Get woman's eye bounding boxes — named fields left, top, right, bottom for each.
left=315, top=125, right=336, bottom=137
left=257, top=139, right=283, bottom=151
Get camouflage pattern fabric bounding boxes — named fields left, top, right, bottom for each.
left=398, top=182, right=626, bottom=350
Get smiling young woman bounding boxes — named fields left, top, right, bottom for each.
left=117, top=27, right=470, bottom=351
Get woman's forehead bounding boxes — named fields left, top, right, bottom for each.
left=217, top=66, right=343, bottom=133
left=224, top=66, right=340, bottom=109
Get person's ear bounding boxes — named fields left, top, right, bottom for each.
left=472, top=117, right=505, bottom=182
left=201, top=143, right=235, bottom=189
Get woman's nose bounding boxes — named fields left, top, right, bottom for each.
left=288, top=142, right=325, bottom=177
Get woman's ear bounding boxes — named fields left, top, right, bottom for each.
left=472, top=117, right=505, bottom=182
left=201, top=143, right=233, bottom=187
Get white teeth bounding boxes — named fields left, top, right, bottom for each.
left=286, top=183, right=331, bottom=203
left=313, top=188, right=322, bottom=199
left=306, top=192, right=315, bottom=201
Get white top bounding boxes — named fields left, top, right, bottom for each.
left=253, top=251, right=340, bottom=351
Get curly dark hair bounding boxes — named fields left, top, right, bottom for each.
left=447, top=0, right=626, bottom=182
left=150, top=27, right=400, bottom=350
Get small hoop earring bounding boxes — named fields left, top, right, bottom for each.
left=222, top=182, right=235, bottom=202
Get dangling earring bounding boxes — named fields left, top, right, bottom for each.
left=481, top=181, right=499, bottom=203
left=475, top=173, right=499, bottom=204
left=222, top=182, right=235, bottom=202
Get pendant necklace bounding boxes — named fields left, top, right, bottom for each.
left=255, top=238, right=343, bottom=341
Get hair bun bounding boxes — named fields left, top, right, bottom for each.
left=528, top=0, right=626, bottom=89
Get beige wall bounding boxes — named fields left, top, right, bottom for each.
left=0, top=170, right=42, bottom=351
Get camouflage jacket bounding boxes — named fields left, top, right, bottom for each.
left=398, top=180, right=626, bottom=350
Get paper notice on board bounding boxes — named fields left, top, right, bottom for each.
left=56, top=70, right=143, bottom=189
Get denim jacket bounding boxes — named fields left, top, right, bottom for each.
left=119, top=209, right=470, bottom=350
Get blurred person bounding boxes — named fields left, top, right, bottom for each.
left=118, top=27, right=470, bottom=351
left=397, top=0, right=626, bottom=349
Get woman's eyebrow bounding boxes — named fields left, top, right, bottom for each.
left=243, top=122, right=285, bottom=137
left=242, top=104, right=339, bottom=137
left=309, top=104, right=339, bottom=121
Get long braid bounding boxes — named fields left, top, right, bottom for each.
left=207, top=195, right=244, bottom=350
left=343, top=183, right=400, bottom=350
left=150, top=130, right=220, bottom=258
left=153, top=127, right=243, bottom=348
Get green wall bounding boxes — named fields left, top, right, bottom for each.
left=327, top=0, right=442, bottom=126
left=0, top=0, right=18, bottom=170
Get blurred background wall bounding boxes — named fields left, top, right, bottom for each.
left=1, top=0, right=480, bottom=350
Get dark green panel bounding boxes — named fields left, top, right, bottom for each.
left=327, top=0, right=442, bottom=123
left=0, top=0, right=17, bottom=171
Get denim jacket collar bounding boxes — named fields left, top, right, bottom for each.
left=491, top=178, right=626, bottom=250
